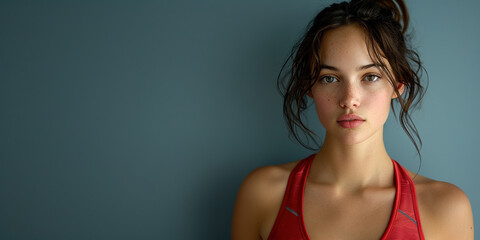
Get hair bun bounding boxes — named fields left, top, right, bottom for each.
left=376, top=0, right=409, bottom=33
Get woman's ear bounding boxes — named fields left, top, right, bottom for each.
left=392, top=83, right=405, bottom=99
left=307, top=90, right=313, bottom=98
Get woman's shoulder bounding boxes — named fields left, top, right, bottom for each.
left=405, top=169, right=471, bottom=214
left=231, top=159, right=301, bottom=240
left=235, top=159, right=300, bottom=208
left=244, top=160, right=300, bottom=187
left=404, top=169, right=474, bottom=239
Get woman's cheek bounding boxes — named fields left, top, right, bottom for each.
left=365, top=91, right=392, bottom=123
left=313, top=95, right=336, bottom=128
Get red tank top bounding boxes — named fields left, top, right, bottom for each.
left=268, top=154, right=425, bottom=240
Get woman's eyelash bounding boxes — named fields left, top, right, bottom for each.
left=317, top=74, right=381, bottom=84
left=318, top=75, right=338, bottom=84
left=364, top=74, right=381, bottom=82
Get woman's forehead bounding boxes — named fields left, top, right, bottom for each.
left=318, top=24, right=379, bottom=70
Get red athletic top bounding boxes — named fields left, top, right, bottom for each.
left=268, top=154, right=425, bottom=240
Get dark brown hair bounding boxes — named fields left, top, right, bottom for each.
left=278, top=0, right=427, bottom=158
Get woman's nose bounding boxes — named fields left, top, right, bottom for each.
left=339, top=83, right=360, bottom=109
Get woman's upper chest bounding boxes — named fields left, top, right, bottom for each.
left=302, top=184, right=396, bottom=240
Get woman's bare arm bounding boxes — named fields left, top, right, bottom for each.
left=418, top=181, right=474, bottom=240
left=231, top=167, right=269, bottom=240
left=232, top=165, right=290, bottom=240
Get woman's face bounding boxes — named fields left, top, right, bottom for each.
left=309, top=24, right=403, bottom=145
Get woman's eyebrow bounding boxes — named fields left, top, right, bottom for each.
left=357, top=63, right=383, bottom=71
left=318, top=64, right=339, bottom=71
left=318, top=63, right=383, bottom=71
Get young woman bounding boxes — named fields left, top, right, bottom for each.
left=232, top=0, right=474, bottom=239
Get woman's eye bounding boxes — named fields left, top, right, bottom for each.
left=320, top=76, right=338, bottom=84
left=365, top=75, right=380, bottom=82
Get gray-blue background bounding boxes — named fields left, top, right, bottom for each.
left=1, top=0, right=478, bottom=239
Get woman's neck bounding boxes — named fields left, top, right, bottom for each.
left=309, top=133, right=394, bottom=194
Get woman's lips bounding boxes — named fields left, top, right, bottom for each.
left=337, top=114, right=365, bottom=128
left=337, top=119, right=364, bottom=128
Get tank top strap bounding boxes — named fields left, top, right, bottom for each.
left=383, top=160, right=425, bottom=240
left=284, top=154, right=314, bottom=213
left=267, top=154, right=314, bottom=240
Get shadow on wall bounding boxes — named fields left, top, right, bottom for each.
left=194, top=157, right=242, bottom=239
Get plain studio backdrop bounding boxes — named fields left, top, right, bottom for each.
left=1, top=0, right=478, bottom=239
